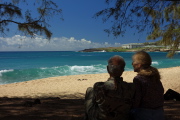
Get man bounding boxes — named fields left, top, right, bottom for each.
left=84, top=55, right=134, bottom=120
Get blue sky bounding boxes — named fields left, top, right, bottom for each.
left=0, top=0, right=152, bottom=51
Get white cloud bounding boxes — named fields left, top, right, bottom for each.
left=0, top=35, right=121, bottom=51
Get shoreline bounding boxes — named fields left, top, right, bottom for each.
left=0, top=66, right=180, bottom=99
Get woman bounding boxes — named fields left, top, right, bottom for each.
left=131, top=51, right=164, bottom=120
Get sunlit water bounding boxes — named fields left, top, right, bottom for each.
left=0, top=51, right=179, bottom=84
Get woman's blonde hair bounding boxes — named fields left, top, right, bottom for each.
left=133, top=51, right=152, bottom=67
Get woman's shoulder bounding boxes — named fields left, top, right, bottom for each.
left=134, top=75, right=145, bottom=80
left=138, top=66, right=160, bottom=77
left=133, top=75, right=150, bottom=85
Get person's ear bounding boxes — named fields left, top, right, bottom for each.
left=137, top=64, right=142, bottom=68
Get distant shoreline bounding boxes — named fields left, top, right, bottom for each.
left=78, top=48, right=173, bottom=52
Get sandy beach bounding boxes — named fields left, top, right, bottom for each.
left=0, top=66, right=180, bottom=98
left=0, top=66, right=180, bottom=120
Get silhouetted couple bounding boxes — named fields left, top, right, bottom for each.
left=84, top=51, right=165, bottom=120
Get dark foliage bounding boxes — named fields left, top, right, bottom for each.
left=0, top=0, right=63, bottom=40
left=95, top=0, right=180, bottom=57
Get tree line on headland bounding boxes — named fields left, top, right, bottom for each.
left=79, top=47, right=173, bottom=52
left=79, top=41, right=180, bottom=57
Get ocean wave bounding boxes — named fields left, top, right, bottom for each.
left=70, top=65, right=94, bottom=72
left=0, top=69, right=14, bottom=76
left=69, top=64, right=106, bottom=74
left=0, top=65, right=107, bottom=84
left=152, top=61, right=159, bottom=65
left=0, top=63, right=157, bottom=84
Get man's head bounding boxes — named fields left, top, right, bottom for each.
left=107, top=55, right=125, bottom=77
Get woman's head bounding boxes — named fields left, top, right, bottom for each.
left=132, top=51, right=152, bottom=72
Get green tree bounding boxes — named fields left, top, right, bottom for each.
left=95, top=0, right=180, bottom=57
left=0, top=0, right=62, bottom=40
left=146, top=2, right=180, bottom=57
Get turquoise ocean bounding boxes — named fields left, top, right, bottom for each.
left=0, top=51, right=179, bottom=84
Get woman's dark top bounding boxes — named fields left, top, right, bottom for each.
left=133, top=67, right=164, bottom=109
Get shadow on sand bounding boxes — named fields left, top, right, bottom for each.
left=0, top=97, right=180, bottom=120
left=0, top=97, right=85, bottom=120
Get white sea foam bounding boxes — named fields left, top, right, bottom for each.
left=0, top=69, right=14, bottom=76
left=70, top=65, right=94, bottom=72
left=94, top=50, right=106, bottom=52
left=152, top=61, right=159, bottom=65
left=69, top=65, right=106, bottom=74
left=175, top=51, right=180, bottom=53
left=40, top=67, right=48, bottom=70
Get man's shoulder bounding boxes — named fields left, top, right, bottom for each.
left=93, top=81, right=105, bottom=92
left=104, top=80, right=116, bottom=90
left=94, top=79, right=134, bottom=89
left=93, top=80, right=115, bottom=91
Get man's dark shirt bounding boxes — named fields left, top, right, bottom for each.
left=85, top=77, right=135, bottom=120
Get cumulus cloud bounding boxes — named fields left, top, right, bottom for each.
left=0, top=35, right=121, bottom=51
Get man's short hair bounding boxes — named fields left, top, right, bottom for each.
left=107, top=55, right=125, bottom=75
